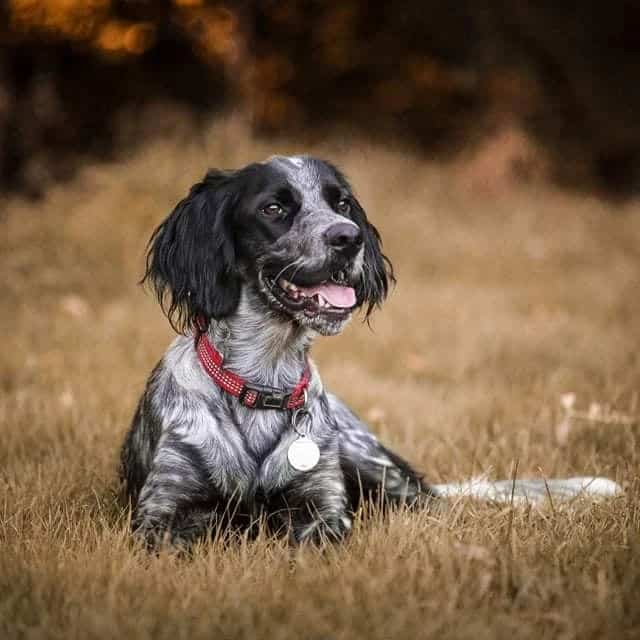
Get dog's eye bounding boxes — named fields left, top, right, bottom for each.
left=337, top=198, right=351, bottom=215
left=261, top=203, right=285, bottom=217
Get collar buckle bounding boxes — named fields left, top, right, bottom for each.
left=241, top=386, right=292, bottom=410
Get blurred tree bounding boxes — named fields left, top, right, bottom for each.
left=2, top=1, right=640, bottom=196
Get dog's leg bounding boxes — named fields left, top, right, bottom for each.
left=327, top=393, right=434, bottom=511
left=268, top=445, right=352, bottom=544
left=131, top=435, right=233, bottom=547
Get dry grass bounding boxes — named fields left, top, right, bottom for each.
left=1, top=120, right=640, bottom=640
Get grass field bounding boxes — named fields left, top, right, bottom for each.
left=1, top=120, right=639, bottom=639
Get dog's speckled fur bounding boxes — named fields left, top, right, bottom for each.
left=120, top=156, right=432, bottom=545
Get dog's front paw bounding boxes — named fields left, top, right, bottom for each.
left=293, top=513, right=352, bottom=545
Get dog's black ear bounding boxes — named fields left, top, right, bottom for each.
left=350, top=198, right=395, bottom=318
left=142, top=170, right=241, bottom=333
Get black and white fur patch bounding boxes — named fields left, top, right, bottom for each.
left=120, top=155, right=432, bottom=545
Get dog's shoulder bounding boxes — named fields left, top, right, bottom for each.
left=157, top=335, right=217, bottom=398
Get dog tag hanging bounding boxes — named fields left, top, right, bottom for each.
left=287, top=407, right=320, bottom=471
left=287, top=436, right=320, bottom=471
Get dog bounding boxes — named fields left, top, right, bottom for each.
left=120, top=155, right=434, bottom=546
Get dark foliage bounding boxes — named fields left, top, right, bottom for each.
left=2, top=1, right=640, bottom=196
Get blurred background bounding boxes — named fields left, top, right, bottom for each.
left=2, top=5, right=640, bottom=637
left=3, top=0, right=640, bottom=198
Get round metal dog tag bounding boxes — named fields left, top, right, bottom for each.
left=287, top=436, right=320, bottom=471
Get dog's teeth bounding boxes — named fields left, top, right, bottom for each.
left=278, top=278, right=298, bottom=292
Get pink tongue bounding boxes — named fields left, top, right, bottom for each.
left=299, top=283, right=356, bottom=308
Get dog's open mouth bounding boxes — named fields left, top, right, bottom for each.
left=264, top=271, right=357, bottom=317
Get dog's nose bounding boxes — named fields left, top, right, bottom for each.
left=324, top=222, right=363, bottom=255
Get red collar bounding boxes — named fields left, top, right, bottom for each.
left=195, top=331, right=310, bottom=410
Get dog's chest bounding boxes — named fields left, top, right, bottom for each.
left=228, top=401, right=330, bottom=493
left=166, top=342, right=329, bottom=494
left=233, top=408, right=303, bottom=488
left=238, top=408, right=291, bottom=460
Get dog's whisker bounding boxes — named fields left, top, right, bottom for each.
left=266, top=258, right=304, bottom=294
left=288, top=260, right=307, bottom=284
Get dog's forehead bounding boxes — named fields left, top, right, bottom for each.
left=264, top=155, right=335, bottom=191
left=269, top=155, right=306, bottom=170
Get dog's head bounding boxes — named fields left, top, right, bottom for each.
left=143, top=155, right=394, bottom=336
